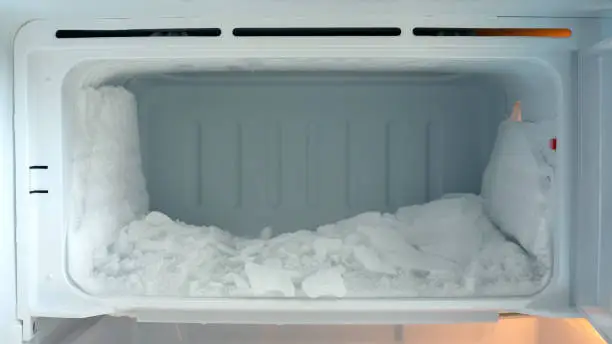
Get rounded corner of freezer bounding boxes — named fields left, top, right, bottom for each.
left=25, top=227, right=118, bottom=318
left=63, top=267, right=99, bottom=298
left=13, top=20, right=54, bottom=55
left=519, top=56, right=565, bottom=89
left=61, top=61, right=87, bottom=93
left=521, top=280, right=574, bottom=316
left=512, top=250, right=571, bottom=315
left=534, top=57, right=565, bottom=85
left=61, top=241, right=116, bottom=301
left=30, top=270, right=118, bottom=318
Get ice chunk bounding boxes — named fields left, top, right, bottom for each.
left=316, top=223, right=338, bottom=236
left=214, top=241, right=237, bottom=255
left=313, top=238, right=343, bottom=259
left=263, top=258, right=283, bottom=269
left=138, top=239, right=172, bottom=252
left=229, top=273, right=250, bottom=289
left=145, top=211, right=172, bottom=226
left=395, top=204, right=421, bottom=224
left=418, top=215, right=493, bottom=267
left=403, top=198, right=476, bottom=239
left=383, top=246, right=457, bottom=272
left=353, top=246, right=396, bottom=275
left=336, top=212, right=382, bottom=232
left=126, top=220, right=157, bottom=240
left=113, top=230, right=133, bottom=256
left=189, top=281, right=201, bottom=295
left=245, top=262, right=296, bottom=297
left=239, top=240, right=266, bottom=257
left=344, top=233, right=363, bottom=246
left=357, top=225, right=408, bottom=252
left=302, top=267, right=347, bottom=298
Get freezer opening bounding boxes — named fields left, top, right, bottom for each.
left=61, top=58, right=558, bottom=299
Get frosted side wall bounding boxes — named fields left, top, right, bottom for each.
left=67, top=87, right=149, bottom=292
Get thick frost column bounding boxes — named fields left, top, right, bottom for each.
left=68, top=86, right=149, bottom=293
left=481, top=118, right=555, bottom=269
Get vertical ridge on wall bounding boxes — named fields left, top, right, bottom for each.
left=194, top=121, right=203, bottom=206
left=181, top=119, right=199, bottom=206
left=385, top=122, right=392, bottom=208
left=236, top=122, right=243, bottom=209
left=348, top=119, right=387, bottom=211
left=281, top=121, right=309, bottom=208
left=306, top=122, right=318, bottom=207
left=266, top=121, right=282, bottom=208
left=344, top=121, right=351, bottom=209
left=200, top=120, right=241, bottom=209
left=426, top=121, right=445, bottom=201
left=389, top=119, right=429, bottom=209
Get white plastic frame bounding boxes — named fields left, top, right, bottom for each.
left=14, top=17, right=580, bottom=324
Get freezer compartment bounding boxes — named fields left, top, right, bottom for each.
left=13, top=16, right=578, bottom=319
left=63, top=64, right=556, bottom=299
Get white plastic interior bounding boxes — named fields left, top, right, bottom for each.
left=62, top=57, right=560, bottom=299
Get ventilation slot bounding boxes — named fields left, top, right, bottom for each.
left=56, top=28, right=222, bottom=39
left=413, top=28, right=571, bottom=38
left=232, top=27, right=401, bottom=37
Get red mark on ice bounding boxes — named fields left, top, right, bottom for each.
left=549, top=137, right=557, bottom=151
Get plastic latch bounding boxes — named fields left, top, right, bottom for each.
left=29, top=166, right=49, bottom=194
left=19, top=317, right=37, bottom=342
left=7, top=320, right=24, bottom=344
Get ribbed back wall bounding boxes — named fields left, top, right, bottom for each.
left=129, top=73, right=504, bottom=237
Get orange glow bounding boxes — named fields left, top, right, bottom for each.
left=561, top=318, right=606, bottom=342
left=400, top=315, right=607, bottom=343
left=473, top=28, right=572, bottom=37
left=495, top=316, right=606, bottom=343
